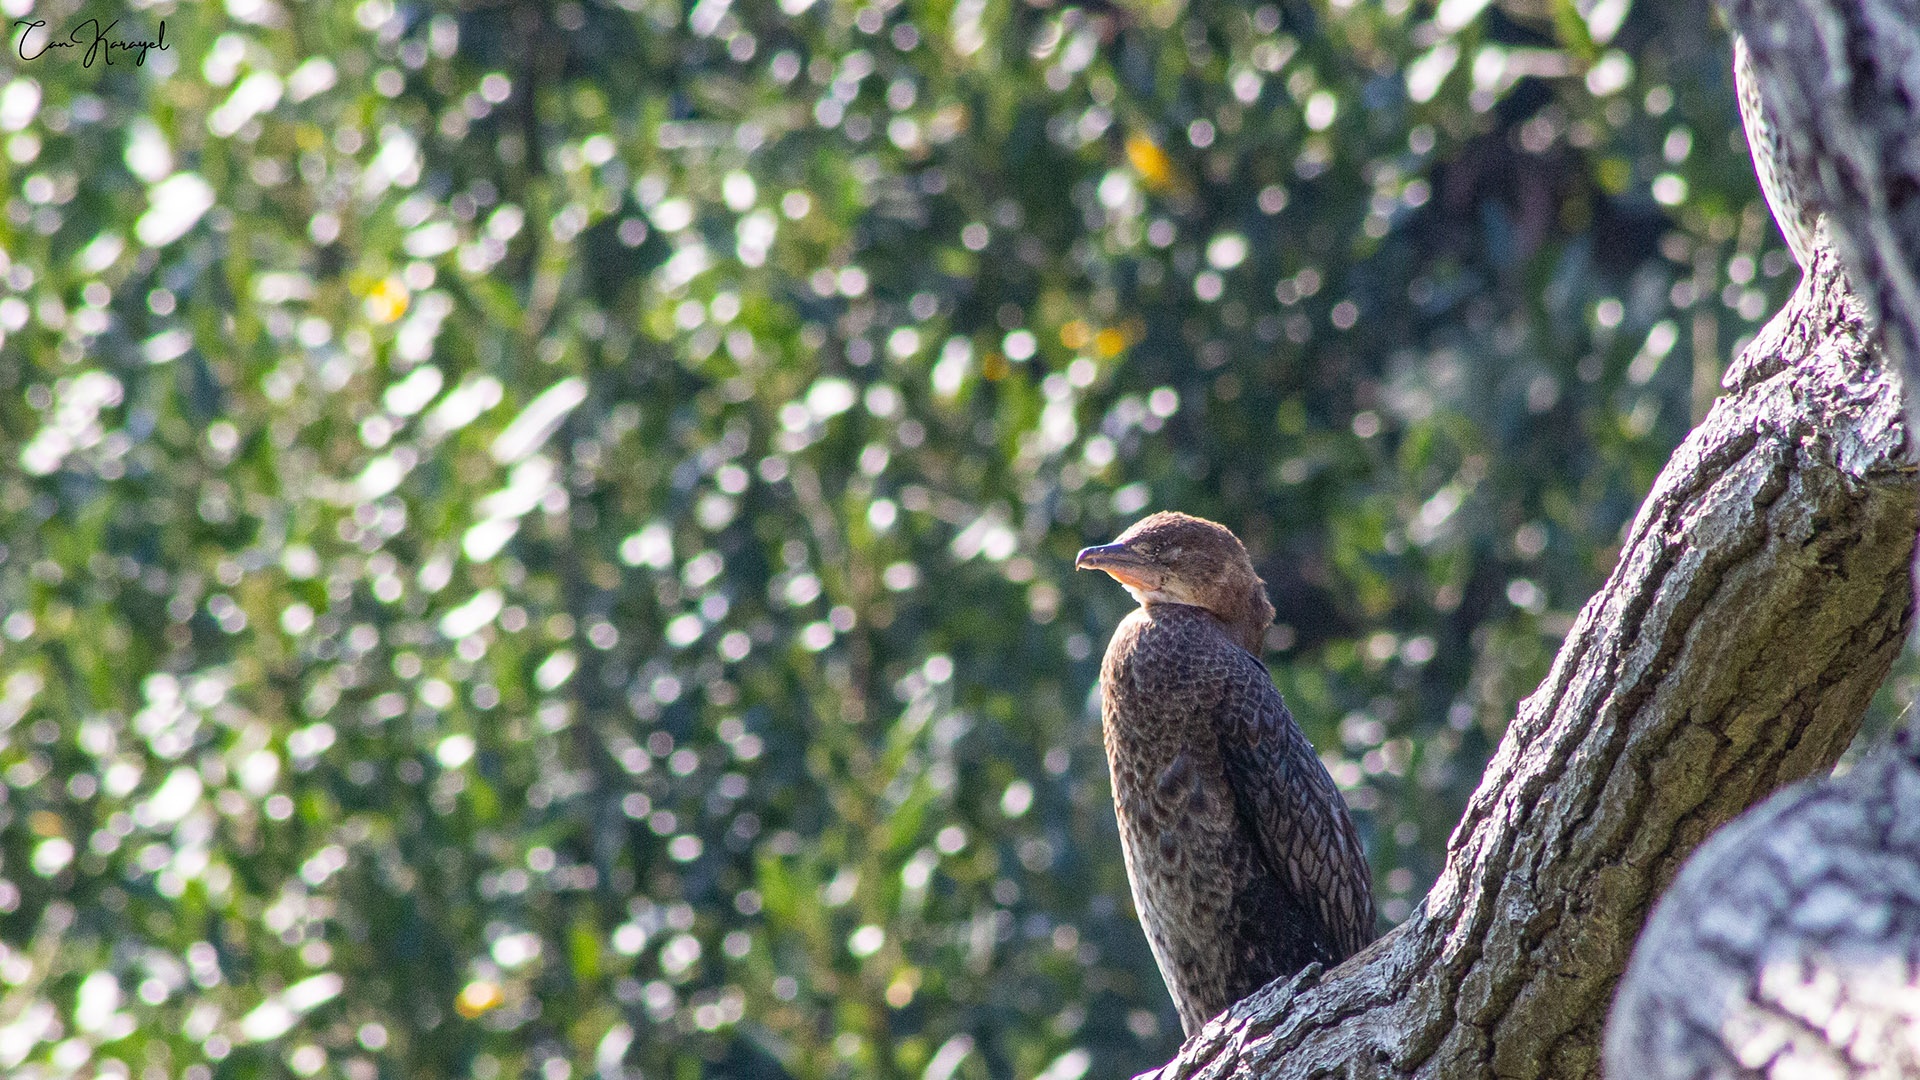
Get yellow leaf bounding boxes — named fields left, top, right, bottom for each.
left=1126, top=133, right=1175, bottom=193
left=455, top=980, right=503, bottom=1018
left=365, top=278, right=409, bottom=324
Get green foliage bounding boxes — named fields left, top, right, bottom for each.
left=0, top=0, right=1865, bottom=1077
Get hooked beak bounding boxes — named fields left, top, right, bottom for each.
left=1075, top=542, right=1163, bottom=591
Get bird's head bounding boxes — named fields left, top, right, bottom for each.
left=1076, top=511, right=1276, bottom=653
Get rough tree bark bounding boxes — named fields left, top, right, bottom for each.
left=1604, top=731, right=1920, bottom=1079
left=1138, top=212, right=1919, bottom=1080
left=1595, top=5, right=1920, bottom=1077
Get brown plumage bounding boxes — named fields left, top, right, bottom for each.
left=1076, top=511, right=1375, bottom=1035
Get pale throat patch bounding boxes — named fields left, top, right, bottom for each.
left=1126, top=582, right=1197, bottom=608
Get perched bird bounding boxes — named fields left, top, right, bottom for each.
left=1076, top=511, right=1374, bottom=1036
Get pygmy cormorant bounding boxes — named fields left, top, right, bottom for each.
left=1077, top=511, right=1374, bottom=1035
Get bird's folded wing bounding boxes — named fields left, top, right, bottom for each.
left=1215, top=654, right=1376, bottom=960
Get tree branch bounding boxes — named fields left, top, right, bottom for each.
left=1606, top=728, right=1920, bottom=1078
left=1142, top=243, right=1917, bottom=1079
left=1594, top=11, right=1920, bottom=1074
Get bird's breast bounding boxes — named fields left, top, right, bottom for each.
left=1098, top=614, right=1253, bottom=951
left=1092, top=598, right=1367, bottom=1033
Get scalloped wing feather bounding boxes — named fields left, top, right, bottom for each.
left=1215, top=652, right=1377, bottom=960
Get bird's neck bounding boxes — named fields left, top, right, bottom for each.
left=1143, top=590, right=1272, bottom=655
left=1215, top=594, right=1272, bottom=656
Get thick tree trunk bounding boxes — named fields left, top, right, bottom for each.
left=1604, top=732, right=1920, bottom=1079
left=1593, top=8, right=1920, bottom=1077
left=1140, top=244, right=1918, bottom=1078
